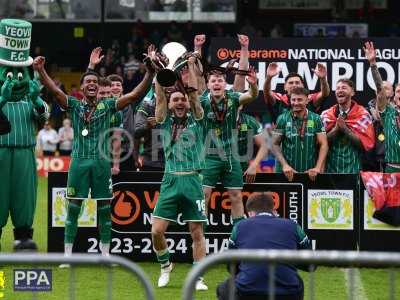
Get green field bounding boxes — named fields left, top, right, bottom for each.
left=0, top=177, right=399, bottom=299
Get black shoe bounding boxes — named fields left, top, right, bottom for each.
left=13, top=227, right=38, bottom=252
left=13, top=239, right=38, bottom=252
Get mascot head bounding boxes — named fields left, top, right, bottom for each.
left=0, top=19, right=33, bottom=100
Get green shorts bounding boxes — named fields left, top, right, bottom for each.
left=66, top=158, right=112, bottom=200
left=153, top=172, right=207, bottom=223
left=202, top=155, right=243, bottom=189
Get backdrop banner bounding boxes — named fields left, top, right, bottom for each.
left=210, top=38, right=400, bottom=113
left=48, top=172, right=400, bottom=262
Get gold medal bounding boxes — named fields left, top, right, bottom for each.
left=215, top=128, right=221, bottom=136
left=378, top=133, right=385, bottom=141
left=81, top=128, right=89, bottom=136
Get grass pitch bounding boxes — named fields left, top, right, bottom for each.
left=0, top=177, right=399, bottom=299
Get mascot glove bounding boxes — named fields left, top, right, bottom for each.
left=1, top=76, right=16, bottom=102
left=29, top=79, right=41, bottom=107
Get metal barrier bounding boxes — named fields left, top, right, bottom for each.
left=182, top=249, right=400, bottom=300
left=0, top=253, right=155, bottom=300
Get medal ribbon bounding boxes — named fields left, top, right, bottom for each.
left=83, top=102, right=97, bottom=125
left=171, top=117, right=188, bottom=143
left=211, top=93, right=228, bottom=123
left=396, top=113, right=400, bottom=129
left=292, top=110, right=308, bottom=140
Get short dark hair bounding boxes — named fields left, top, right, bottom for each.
left=290, top=87, right=309, bottom=97
left=337, top=78, right=354, bottom=89
left=98, top=77, right=112, bottom=87
left=246, top=192, right=274, bottom=213
left=107, top=74, right=123, bottom=84
left=206, top=71, right=227, bottom=82
left=285, top=72, right=304, bottom=85
left=80, top=71, right=99, bottom=85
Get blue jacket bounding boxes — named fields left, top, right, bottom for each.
left=229, top=213, right=311, bottom=296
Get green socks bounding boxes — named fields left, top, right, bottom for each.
left=64, top=202, right=81, bottom=244
left=98, top=205, right=111, bottom=244
left=156, top=248, right=170, bottom=266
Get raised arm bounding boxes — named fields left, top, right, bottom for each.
left=364, top=41, right=387, bottom=111
left=187, top=55, right=203, bottom=120
left=116, top=46, right=155, bottom=111
left=233, top=34, right=249, bottom=92
left=312, top=63, right=330, bottom=109
left=193, top=34, right=207, bottom=95
left=239, top=66, right=258, bottom=106
left=263, top=62, right=280, bottom=106
left=33, top=56, right=68, bottom=109
left=116, top=70, right=153, bottom=110
left=87, top=47, right=104, bottom=71
left=154, top=80, right=168, bottom=123
left=193, top=34, right=206, bottom=57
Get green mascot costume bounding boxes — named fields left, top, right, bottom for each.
left=0, top=19, right=49, bottom=251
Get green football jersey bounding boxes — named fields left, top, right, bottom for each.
left=325, top=130, right=361, bottom=174
left=110, top=110, right=123, bottom=128
left=201, top=90, right=241, bottom=160
left=237, top=113, right=263, bottom=159
left=274, top=110, right=325, bottom=172
left=380, top=105, right=400, bottom=164
left=0, top=96, right=48, bottom=147
left=67, top=96, right=117, bottom=159
left=160, top=112, right=206, bottom=173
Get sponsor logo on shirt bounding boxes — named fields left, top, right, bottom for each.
left=97, top=103, right=105, bottom=110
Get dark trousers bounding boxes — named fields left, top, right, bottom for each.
left=43, top=150, right=55, bottom=156
left=59, top=150, right=71, bottom=156
left=120, top=152, right=137, bottom=171
left=216, top=278, right=303, bottom=300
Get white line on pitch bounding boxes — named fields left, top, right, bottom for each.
left=342, top=268, right=368, bottom=300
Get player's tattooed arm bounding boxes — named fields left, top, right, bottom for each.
left=116, top=46, right=155, bottom=111
left=87, top=47, right=104, bottom=71
left=154, top=80, right=168, bottom=123
left=364, top=41, right=387, bottom=111
left=33, top=56, right=68, bottom=109
left=233, top=34, right=249, bottom=93
left=239, top=66, right=258, bottom=105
